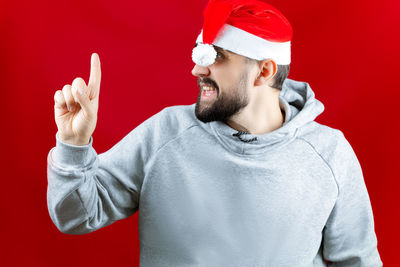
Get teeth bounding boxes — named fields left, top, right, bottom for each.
left=202, top=85, right=216, bottom=91
left=204, top=89, right=216, bottom=96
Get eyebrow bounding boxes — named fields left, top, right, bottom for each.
left=215, top=47, right=231, bottom=59
left=214, top=46, right=225, bottom=53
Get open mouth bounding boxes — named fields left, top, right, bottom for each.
left=200, top=83, right=218, bottom=98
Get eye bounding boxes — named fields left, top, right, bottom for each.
left=216, top=52, right=224, bottom=58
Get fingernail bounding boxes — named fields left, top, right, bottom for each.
left=79, top=88, right=84, bottom=95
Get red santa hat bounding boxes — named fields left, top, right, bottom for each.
left=192, top=0, right=293, bottom=66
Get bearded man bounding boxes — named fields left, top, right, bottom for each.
left=47, top=0, right=382, bottom=266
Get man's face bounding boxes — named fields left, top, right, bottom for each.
left=192, top=45, right=252, bottom=123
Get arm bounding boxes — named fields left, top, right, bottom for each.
left=323, top=132, right=383, bottom=266
left=47, top=133, right=138, bottom=235
left=47, top=113, right=158, bottom=235
left=48, top=52, right=150, bottom=234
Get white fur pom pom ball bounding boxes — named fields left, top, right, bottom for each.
left=192, top=43, right=217, bottom=67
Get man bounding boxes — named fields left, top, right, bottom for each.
left=47, top=0, right=382, bottom=266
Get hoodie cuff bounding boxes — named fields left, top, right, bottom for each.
left=53, top=132, right=94, bottom=167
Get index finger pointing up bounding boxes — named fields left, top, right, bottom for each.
left=88, top=52, right=101, bottom=100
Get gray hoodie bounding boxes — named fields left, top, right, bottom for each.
left=47, top=78, right=382, bottom=266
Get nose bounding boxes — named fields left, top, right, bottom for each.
left=191, top=64, right=210, bottom=77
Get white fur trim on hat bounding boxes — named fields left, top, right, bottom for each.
left=195, top=24, right=291, bottom=65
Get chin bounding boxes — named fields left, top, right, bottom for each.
left=195, top=103, right=215, bottom=123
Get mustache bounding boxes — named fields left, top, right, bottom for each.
left=197, top=77, right=219, bottom=91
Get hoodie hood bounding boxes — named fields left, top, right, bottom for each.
left=203, top=78, right=325, bottom=156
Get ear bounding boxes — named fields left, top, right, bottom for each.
left=254, top=59, right=277, bottom=86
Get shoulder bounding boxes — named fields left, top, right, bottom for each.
left=131, top=103, right=199, bottom=151
left=157, top=103, right=198, bottom=128
left=297, top=121, right=363, bottom=187
left=296, top=121, right=345, bottom=155
left=153, top=103, right=199, bottom=136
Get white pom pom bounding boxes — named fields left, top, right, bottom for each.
left=192, top=43, right=217, bottom=67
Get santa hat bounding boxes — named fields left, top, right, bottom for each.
left=192, top=0, right=293, bottom=66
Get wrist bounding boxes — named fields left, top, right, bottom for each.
left=53, top=133, right=94, bottom=166
left=58, top=133, right=91, bottom=146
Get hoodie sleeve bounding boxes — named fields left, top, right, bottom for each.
left=322, top=131, right=382, bottom=266
left=47, top=111, right=162, bottom=235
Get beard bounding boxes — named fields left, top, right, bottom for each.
left=195, top=71, right=249, bottom=123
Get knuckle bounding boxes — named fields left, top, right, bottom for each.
left=54, top=91, right=61, bottom=101
left=67, top=97, right=75, bottom=104
left=72, top=77, right=85, bottom=86
left=54, top=102, right=62, bottom=108
left=62, top=85, right=72, bottom=94
left=56, top=91, right=66, bottom=102
left=62, top=84, right=71, bottom=90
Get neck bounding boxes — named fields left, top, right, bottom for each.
left=225, top=88, right=285, bottom=134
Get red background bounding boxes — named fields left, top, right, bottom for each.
left=1, top=0, right=399, bottom=266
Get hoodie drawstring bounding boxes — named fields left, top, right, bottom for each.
left=232, top=131, right=258, bottom=143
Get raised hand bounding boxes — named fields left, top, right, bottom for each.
left=53, top=53, right=101, bottom=146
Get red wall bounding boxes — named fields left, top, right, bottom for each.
left=1, top=0, right=398, bottom=265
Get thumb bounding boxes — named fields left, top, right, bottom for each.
left=71, top=78, right=95, bottom=119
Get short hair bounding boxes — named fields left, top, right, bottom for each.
left=244, top=57, right=290, bottom=91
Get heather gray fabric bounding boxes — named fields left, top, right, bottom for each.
left=47, top=78, right=382, bottom=266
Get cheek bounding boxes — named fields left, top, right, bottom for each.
left=214, top=71, right=241, bottom=89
